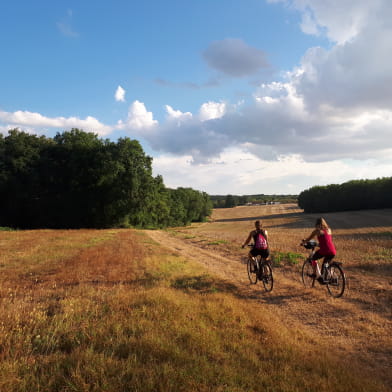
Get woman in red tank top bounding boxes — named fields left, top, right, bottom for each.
left=301, top=217, right=336, bottom=284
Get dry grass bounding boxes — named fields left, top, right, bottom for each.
left=0, top=208, right=390, bottom=391
left=162, top=204, right=392, bottom=390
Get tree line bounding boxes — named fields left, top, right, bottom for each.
left=211, top=194, right=298, bottom=208
left=298, top=177, right=392, bottom=213
left=0, top=129, right=212, bottom=229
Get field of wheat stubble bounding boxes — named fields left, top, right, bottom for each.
left=0, top=203, right=390, bottom=391
left=148, top=203, right=392, bottom=389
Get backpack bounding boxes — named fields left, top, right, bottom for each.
left=254, top=230, right=268, bottom=249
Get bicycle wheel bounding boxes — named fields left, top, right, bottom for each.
left=326, top=263, right=346, bottom=298
left=260, top=262, right=273, bottom=292
left=301, top=258, right=315, bottom=288
left=247, top=256, right=258, bottom=284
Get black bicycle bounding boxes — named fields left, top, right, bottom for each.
left=301, top=240, right=346, bottom=298
left=246, top=245, right=273, bottom=292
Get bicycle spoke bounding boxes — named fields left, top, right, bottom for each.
left=247, top=257, right=258, bottom=284
left=301, top=259, right=315, bottom=288
left=261, top=262, right=273, bottom=292
left=326, top=264, right=346, bottom=298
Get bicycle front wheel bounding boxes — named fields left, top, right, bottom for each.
left=301, top=259, right=315, bottom=288
left=247, top=257, right=258, bottom=284
left=326, top=264, right=346, bottom=298
left=261, top=262, right=273, bottom=292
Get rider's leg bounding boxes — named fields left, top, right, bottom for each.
left=311, top=260, right=321, bottom=277
left=248, top=251, right=257, bottom=272
left=311, top=251, right=323, bottom=278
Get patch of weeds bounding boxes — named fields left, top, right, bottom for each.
left=0, top=227, right=15, bottom=231
left=368, top=247, right=392, bottom=261
left=272, top=251, right=302, bottom=267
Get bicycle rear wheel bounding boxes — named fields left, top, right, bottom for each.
left=260, top=262, right=273, bottom=292
left=326, top=263, right=346, bottom=298
left=247, top=256, right=258, bottom=284
left=301, top=258, right=315, bottom=288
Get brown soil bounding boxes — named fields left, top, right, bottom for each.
left=145, top=204, right=392, bottom=389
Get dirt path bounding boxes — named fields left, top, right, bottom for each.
left=146, top=227, right=392, bottom=389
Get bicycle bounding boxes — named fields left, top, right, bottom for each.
left=301, top=240, right=346, bottom=298
left=245, top=245, right=274, bottom=292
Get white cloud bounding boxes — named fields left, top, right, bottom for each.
left=268, top=0, right=380, bottom=44
left=117, top=100, right=158, bottom=131
left=165, top=105, right=192, bottom=121
left=203, top=38, right=269, bottom=77
left=199, top=102, right=226, bottom=121
left=153, top=148, right=392, bottom=194
left=0, top=110, right=111, bottom=135
left=115, top=85, right=126, bottom=102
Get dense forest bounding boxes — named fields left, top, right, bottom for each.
left=298, top=177, right=392, bottom=213
left=211, top=194, right=298, bottom=208
left=0, top=129, right=212, bottom=229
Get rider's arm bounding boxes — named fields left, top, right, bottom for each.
left=242, top=231, right=253, bottom=248
left=302, top=229, right=319, bottom=244
left=264, top=229, right=269, bottom=243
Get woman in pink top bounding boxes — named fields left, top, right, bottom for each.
left=301, top=217, right=336, bottom=284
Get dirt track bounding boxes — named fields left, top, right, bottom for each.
left=145, top=204, right=392, bottom=389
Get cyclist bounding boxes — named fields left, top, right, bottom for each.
left=301, top=217, right=336, bottom=284
left=242, top=220, right=270, bottom=270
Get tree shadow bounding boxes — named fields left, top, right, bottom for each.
left=214, top=212, right=303, bottom=223
left=171, top=274, right=238, bottom=294
left=215, top=208, right=392, bottom=230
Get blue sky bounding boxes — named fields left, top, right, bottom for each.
left=1, top=0, right=391, bottom=195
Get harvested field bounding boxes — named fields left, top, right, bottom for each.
left=145, top=203, right=392, bottom=388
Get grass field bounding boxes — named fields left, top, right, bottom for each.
left=0, top=204, right=390, bottom=391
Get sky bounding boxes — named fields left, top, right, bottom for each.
left=1, top=0, right=392, bottom=195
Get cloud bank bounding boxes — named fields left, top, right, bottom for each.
left=120, top=0, right=392, bottom=166
left=2, top=0, right=392, bottom=194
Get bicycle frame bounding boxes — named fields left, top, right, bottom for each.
left=301, top=241, right=346, bottom=297
left=246, top=245, right=273, bottom=292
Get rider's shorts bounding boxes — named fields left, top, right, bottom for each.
left=250, top=248, right=270, bottom=259
left=312, top=250, right=335, bottom=262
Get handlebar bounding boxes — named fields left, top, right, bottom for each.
left=241, top=244, right=255, bottom=248
left=301, top=240, right=318, bottom=249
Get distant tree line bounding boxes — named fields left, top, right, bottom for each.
left=298, top=177, right=392, bottom=213
left=0, top=129, right=212, bottom=229
left=210, top=194, right=298, bottom=208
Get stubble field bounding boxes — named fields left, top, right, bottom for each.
left=0, top=203, right=390, bottom=391
left=150, top=203, right=392, bottom=388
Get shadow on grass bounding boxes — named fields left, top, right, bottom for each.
left=171, top=274, right=238, bottom=294
left=171, top=275, right=274, bottom=301
left=214, top=212, right=303, bottom=224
